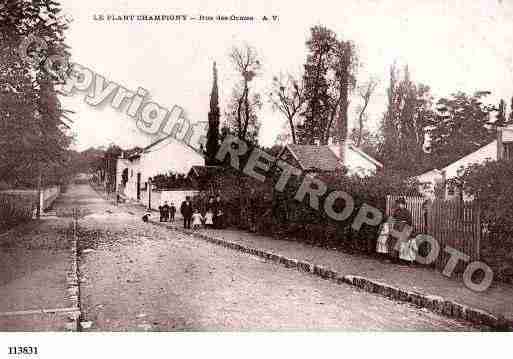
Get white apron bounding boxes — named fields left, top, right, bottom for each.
left=376, top=222, right=390, bottom=254
left=399, top=238, right=417, bottom=262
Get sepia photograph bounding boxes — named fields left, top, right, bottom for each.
left=0, top=0, right=512, bottom=356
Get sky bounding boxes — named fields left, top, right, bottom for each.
left=59, top=0, right=513, bottom=151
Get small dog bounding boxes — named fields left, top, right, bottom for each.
left=142, top=211, right=151, bottom=223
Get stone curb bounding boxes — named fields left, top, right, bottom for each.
left=156, top=222, right=513, bottom=331
left=95, top=191, right=513, bottom=331
left=65, top=214, right=80, bottom=331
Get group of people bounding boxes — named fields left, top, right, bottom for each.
left=376, top=197, right=417, bottom=264
left=180, top=195, right=225, bottom=230
left=157, top=201, right=177, bottom=222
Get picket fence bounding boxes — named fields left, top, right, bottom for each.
left=386, top=195, right=481, bottom=272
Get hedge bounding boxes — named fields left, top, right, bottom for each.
left=0, top=193, right=36, bottom=232
left=195, top=166, right=420, bottom=254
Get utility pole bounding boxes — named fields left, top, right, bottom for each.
left=36, top=162, right=42, bottom=218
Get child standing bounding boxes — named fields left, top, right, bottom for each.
left=169, top=202, right=176, bottom=222
left=191, top=209, right=203, bottom=230
left=159, top=201, right=170, bottom=222
left=204, top=209, right=214, bottom=229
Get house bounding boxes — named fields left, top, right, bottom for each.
left=116, top=136, right=204, bottom=202
left=416, top=125, right=513, bottom=200
left=277, top=142, right=383, bottom=176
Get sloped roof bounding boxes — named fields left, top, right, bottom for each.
left=442, top=140, right=497, bottom=178
left=188, top=165, right=225, bottom=178
left=285, top=143, right=382, bottom=171
left=123, top=146, right=143, bottom=160
left=286, top=144, right=341, bottom=171
left=416, top=140, right=497, bottom=180
left=347, top=144, right=383, bottom=167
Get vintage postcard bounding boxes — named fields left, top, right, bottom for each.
left=0, top=0, right=512, bottom=357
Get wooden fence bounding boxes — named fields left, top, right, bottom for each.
left=427, top=199, right=481, bottom=271
left=386, top=195, right=481, bottom=272
left=386, top=196, right=427, bottom=234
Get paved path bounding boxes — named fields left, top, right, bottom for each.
left=109, top=187, right=513, bottom=327
left=79, top=185, right=479, bottom=331
left=172, top=227, right=513, bottom=325
left=0, top=191, right=77, bottom=331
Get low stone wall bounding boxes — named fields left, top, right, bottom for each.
left=1, top=186, right=60, bottom=212
left=153, top=190, right=199, bottom=209
left=137, top=188, right=199, bottom=210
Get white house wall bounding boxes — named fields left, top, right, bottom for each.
left=138, top=138, right=204, bottom=184
left=328, top=144, right=378, bottom=176
left=344, top=146, right=378, bottom=176
left=415, top=140, right=498, bottom=200
left=116, top=138, right=204, bottom=202
left=116, top=158, right=141, bottom=200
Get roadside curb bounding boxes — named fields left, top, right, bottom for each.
left=64, top=209, right=81, bottom=331
left=90, top=187, right=513, bottom=331
left=157, top=222, right=513, bottom=331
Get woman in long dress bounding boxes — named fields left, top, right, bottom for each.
left=376, top=221, right=391, bottom=255
left=389, top=198, right=413, bottom=262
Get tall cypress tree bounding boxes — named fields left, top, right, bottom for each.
left=205, top=62, right=220, bottom=165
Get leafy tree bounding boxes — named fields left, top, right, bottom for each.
left=427, top=91, right=496, bottom=169
left=103, top=145, right=122, bottom=193
left=0, top=0, right=72, bottom=187
left=456, top=159, right=513, bottom=229
left=300, top=26, right=357, bottom=145
left=455, top=159, right=513, bottom=281
left=330, top=40, right=358, bottom=144
left=379, top=64, right=434, bottom=175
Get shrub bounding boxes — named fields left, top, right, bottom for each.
left=0, top=193, right=36, bottom=232
left=152, top=171, right=192, bottom=190
left=200, top=164, right=419, bottom=255
left=456, top=159, right=513, bottom=282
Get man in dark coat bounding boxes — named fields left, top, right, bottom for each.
left=180, top=196, right=193, bottom=229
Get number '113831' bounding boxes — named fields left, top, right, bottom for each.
left=8, top=347, right=38, bottom=355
